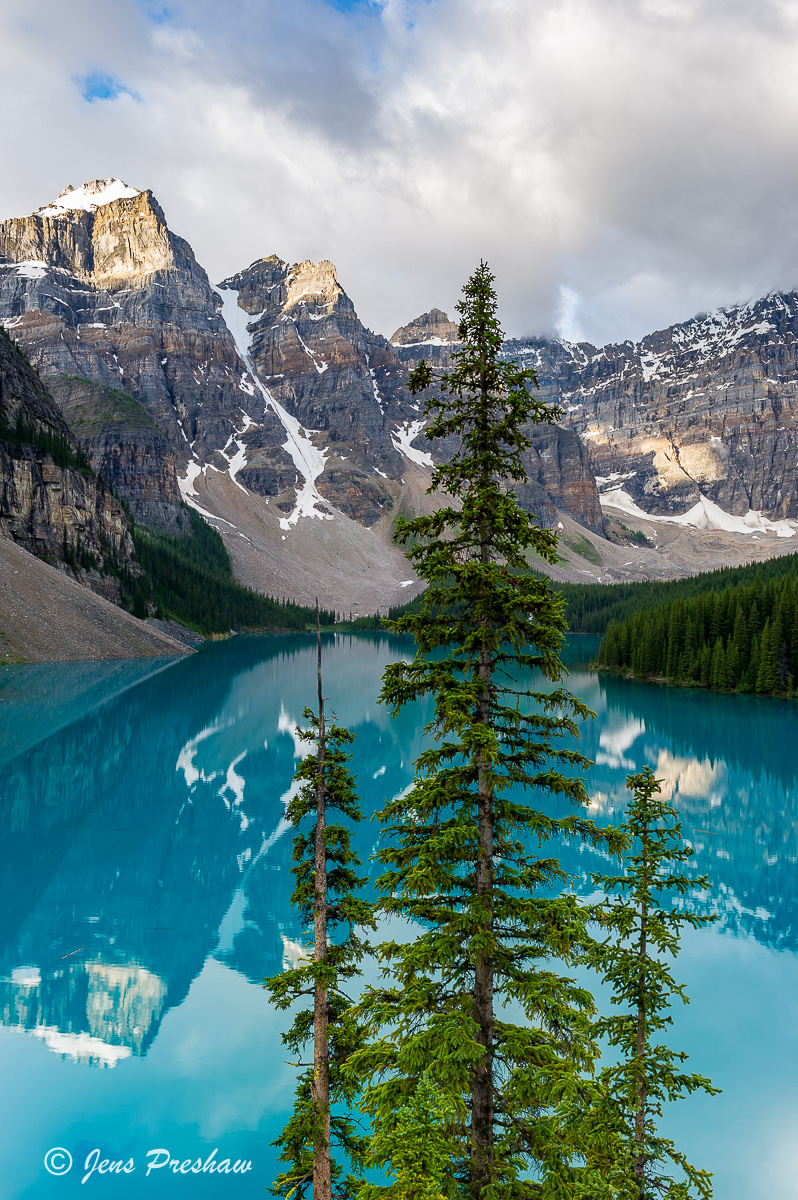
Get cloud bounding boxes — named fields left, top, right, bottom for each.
left=2, top=0, right=798, bottom=344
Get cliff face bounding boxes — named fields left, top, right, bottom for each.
left=388, top=312, right=606, bottom=534
left=7, top=179, right=798, bottom=556
left=518, top=424, right=606, bottom=534
left=391, top=307, right=460, bottom=347
left=0, top=328, right=132, bottom=586
left=218, top=256, right=414, bottom=525
left=46, top=375, right=181, bottom=530
left=0, top=179, right=644, bottom=610
left=0, top=443, right=129, bottom=568
left=216, top=264, right=605, bottom=532
left=0, top=181, right=287, bottom=528
left=509, top=291, right=798, bottom=522
left=0, top=183, right=607, bottom=547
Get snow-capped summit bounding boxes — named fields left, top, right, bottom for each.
left=35, top=179, right=140, bottom=218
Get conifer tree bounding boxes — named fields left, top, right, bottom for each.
left=591, top=766, right=719, bottom=1200
left=355, top=262, right=620, bottom=1197
left=266, top=611, right=373, bottom=1200
left=361, top=1073, right=459, bottom=1200
left=755, top=619, right=778, bottom=693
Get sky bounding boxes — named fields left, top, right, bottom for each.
left=3, top=0, right=798, bottom=345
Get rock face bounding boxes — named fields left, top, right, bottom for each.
left=46, top=375, right=181, bottom=529
left=0, top=181, right=613, bottom=608
left=218, top=256, right=422, bottom=525
left=0, top=181, right=285, bottom=527
left=389, top=311, right=605, bottom=534
left=0, top=327, right=132, bottom=583
left=390, top=308, right=460, bottom=346
left=7, top=179, right=798, bottom=561
left=508, top=292, right=798, bottom=522
left=517, top=424, right=605, bottom=534
left=0, top=182, right=602, bottom=537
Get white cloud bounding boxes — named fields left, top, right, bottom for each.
left=2, top=0, right=798, bottom=344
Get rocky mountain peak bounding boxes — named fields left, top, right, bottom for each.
left=284, top=259, right=342, bottom=312
left=390, top=307, right=459, bottom=346
left=35, top=179, right=141, bottom=218
left=507, top=286, right=798, bottom=527
left=0, top=183, right=247, bottom=528
left=0, top=183, right=185, bottom=286
left=0, top=179, right=609, bottom=607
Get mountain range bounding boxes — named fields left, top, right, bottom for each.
left=2, top=177, right=798, bottom=619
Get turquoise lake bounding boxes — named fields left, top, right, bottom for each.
left=1, top=633, right=797, bottom=1197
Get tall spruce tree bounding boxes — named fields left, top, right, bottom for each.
left=591, top=767, right=719, bottom=1200
left=265, top=611, right=373, bottom=1199
left=354, top=262, right=621, bottom=1197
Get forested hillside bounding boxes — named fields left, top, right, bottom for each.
left=348, top=555, right=798, bottom=650
left=597, top=571, right=798, bottom=694
left=559, top=553, right=798, bottom=633
left=131, top=508, right=335, bottom=634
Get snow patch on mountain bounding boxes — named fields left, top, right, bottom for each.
left=389, top=335, right=453, bottom=348
left=216, top=286, right=332, bottom=529
left=640, top=352, right=664, bottom=383
left=367, top=360, right=384, bottom=414
left=179, top=460, right=202, bottom=499
left=595, top=471, right=637, bottom=490
left=601, top=487, right=796, bottom=538
left=391, top=419, right=433, bottom=468
left=177, top=459, right=237, bottom=527
left=35, top=179, right=140, bottom=217
left=290, top=316, right=329, bottom=374
left=217, top=409, right=257, bottom=494
left=10, top=261, right=49, bottom=279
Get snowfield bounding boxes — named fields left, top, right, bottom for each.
left=601, top=487, right=796, bottom=538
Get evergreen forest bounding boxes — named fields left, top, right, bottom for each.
left=558, top=551, right=798, bottom=633
left=597, top=569, right=798, bottom=695
left=131, top=507, right=335, bottom=634
left=348, top=553, right=798, bottom=641
left=0, top=409, right=93, bottom=474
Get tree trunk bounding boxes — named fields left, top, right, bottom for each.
left=470, top=382, right=495, bottom=1197
left=313, top=602, right=332, bottom=1200
left=470, top=643, right=495, bottom=1195
left=634, top=853, right=648, bottom=1199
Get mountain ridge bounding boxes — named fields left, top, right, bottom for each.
left=2, top=178, right=797, bottom=609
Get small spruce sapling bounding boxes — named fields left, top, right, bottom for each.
left=591, top=766, right=719, bottom=1200
left=265, top=609, right=374, bottom=1200
left=360, top=1072, right=459, bottom=1200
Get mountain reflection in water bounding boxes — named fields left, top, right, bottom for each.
left=582, top=668, right=798, bottom=951
left=1, top=634, right=797, bottom=1198
left=0, top=635, right=427, bottom=1069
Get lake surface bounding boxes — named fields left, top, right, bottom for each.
left=1, top=634, right=797, bottom=1197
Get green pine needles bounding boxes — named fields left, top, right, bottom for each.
left=353, top=262, right=622, bottom=1197
left=263, top=263, right=719, bottom=1199
left=265, top=622, right=374, bottom=1200
left=590, top=767, right=719, bottom=1200
left=362, top=1073, right=459, bottom=1200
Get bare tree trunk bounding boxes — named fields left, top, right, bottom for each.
left=470, top=381, right=495, bottom=1197
left=634, top=853, right=648, bottom=1200
left=471, top=642, right=494, bottom=1195
left=313, top=601, right=332, bottom=1200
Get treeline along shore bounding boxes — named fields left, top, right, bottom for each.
left=588, top=553, right=798, bottom=696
